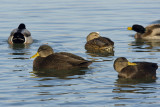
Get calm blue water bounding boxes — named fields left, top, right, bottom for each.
left=0, top=0, right=160, bottom=106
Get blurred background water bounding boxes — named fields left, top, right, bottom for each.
left=0, top=0, right=160, bottom=106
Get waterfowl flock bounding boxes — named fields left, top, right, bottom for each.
left=9, top=23, right=160, bottom=80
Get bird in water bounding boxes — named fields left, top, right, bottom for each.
left=8, top=23, right=33, bottom=44
left=113, top=57, right=158, bottom=79
left=85, top=32, right=114, bottom=53
left=31, top=45, right=92, bottom=70
left=127, top=24, right=160, bottom=39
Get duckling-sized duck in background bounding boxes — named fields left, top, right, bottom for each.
left=113, top=57, right=158, bottom=79
left=8, top=23, right=33, bottom=44
left=128, top=24, right=160, bottom=39
left=31, top=45, right=92, bottom=70
left=85, top=32, right=114, bottom=53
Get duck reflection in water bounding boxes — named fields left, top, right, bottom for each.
left=31, top=68, right=86, bottom=79
left=8, top=43, right=31, bottom=50
left=8, top=43, right=31, bottom=60
left=112, top=78, right=156, bottom=101
left=129, top=38, right=160, bottom=52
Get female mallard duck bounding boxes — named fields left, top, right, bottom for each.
left=8, top=23, right=33, bottom=44
left=85, top=32, right=114, bottom=53
left=31, top=45, right=92, bottom=70
left=127, top=24, right=160, bottom=39
left=113, top=57, right=158, bottom=79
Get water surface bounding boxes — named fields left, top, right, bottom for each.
left=0, top=0, right=160, bottom=106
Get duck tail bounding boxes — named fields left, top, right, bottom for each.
left=79, top=61, right=92, bottom=68
left=12, top=32, right=25, bottom=43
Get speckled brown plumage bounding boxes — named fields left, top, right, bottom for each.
left=85, top=32, right=114, bottom=53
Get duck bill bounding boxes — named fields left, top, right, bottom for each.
left=128, top=62, right=137, bottom=65
left=30, top=52, right=39, bottom=58
left=127, top=27, right=132, bottom=30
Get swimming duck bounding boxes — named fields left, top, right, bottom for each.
left=31, top=45, right=92, bottom=70
left=113, top=57, right=158, bottom=79
left=127, top=24, right=160, bottom=39
left=85, top=32, right=114, bottom=53
left=8, top=23, right=33, bottom=44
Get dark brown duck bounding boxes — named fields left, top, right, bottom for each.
left=31, top=45, right=92, bottom=70
left=114, top=57, right=158, bottom=79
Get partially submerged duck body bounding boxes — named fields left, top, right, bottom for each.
left=128, top=24, right=160, bottom=39
left=85, top=32, right=114, bottom=53
left=8, top=23, right=33, bottom=44
left=31, top=45, right=92, bottom=70
left=114, top=57, right=158, bottom=79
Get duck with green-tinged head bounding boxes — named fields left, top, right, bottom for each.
left=8, top=23, right=33, bottom=44
left=114, top=57, right=158, bottom=79
left=85, top=32, right=114, bottom=53
left=31, top=45, right=92, bottom=70
left=127, top=24, right=160, bottom=39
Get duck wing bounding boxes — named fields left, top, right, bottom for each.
left=86, top=37, right=114, bottom=47
left=10, top=28, right=31, bottom=37
left=10, top=28, right=18, bottom=36
left=21, top=29, right=31, bottom=37
left=145, top=24, right=160, bottom=37
left=118, top=66, right=137, bottom=78
left=119, top=62, right=157, bottom=79
left=58, top=52, right=85, bottom=60
left=41, top=54, right=92, bottom=70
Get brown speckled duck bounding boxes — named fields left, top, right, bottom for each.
left=85, top=32, right=114, bottom=53
left=31, top=45, right=92, bottom=70
left=8, top=23, right=33, bottom=44
left=128, top=24, right=160, bottom=39
left=113, top=57, right=158, bottom=79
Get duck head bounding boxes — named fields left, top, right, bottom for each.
left=114, top=57, right=137, bottom=73
left=12, top=23, right=26, bottom=44
left=31, top=45, right=54, bottom=58
left=86, top=32, right=100, bottom=42
left=18, top=23, right=26, bottom=29
left=128, top=24, right=145, bottom=34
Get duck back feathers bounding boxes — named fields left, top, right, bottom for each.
left=85, top=33, right=114, bottom=53
left=119, top=62, right=158, bottom=79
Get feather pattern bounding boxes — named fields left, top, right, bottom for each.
left=85, top=32, right=114, bottom=53
left=8, top=23, right=33, bottom=44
